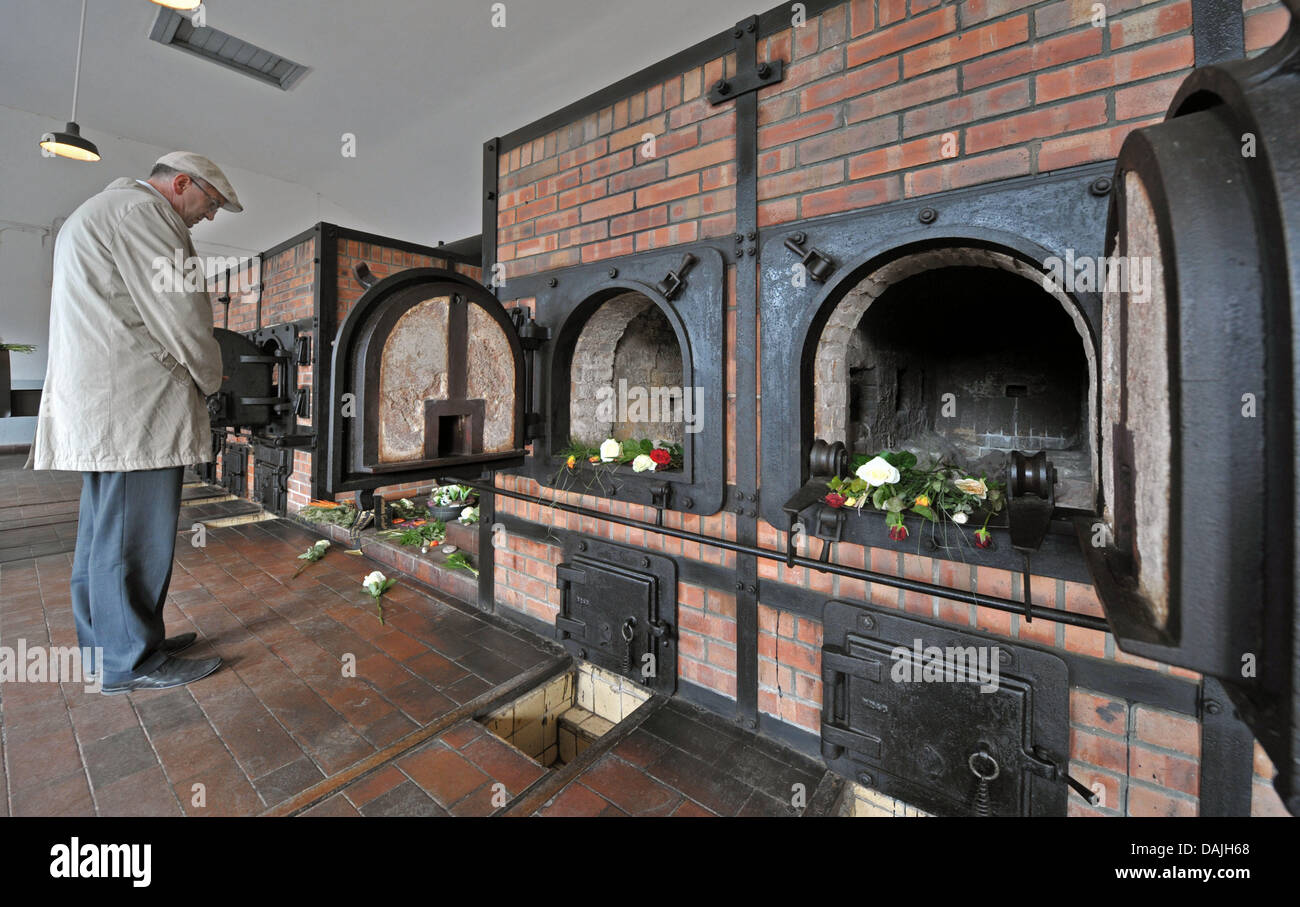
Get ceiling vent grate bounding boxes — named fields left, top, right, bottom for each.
left=148, top=9, right=310, bottom=91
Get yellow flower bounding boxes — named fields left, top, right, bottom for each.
left=954, top=477, right=988, bottom=499
left=588, top=455, right=600, bottom=463
left=566, top=455, right=576, bottom=470
left=915, top=494, right=930, bottom=507
left=843, top=496, right=857, bottom=507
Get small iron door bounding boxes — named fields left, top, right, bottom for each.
left=555, top=538, right=676, bottom=694
left=821, top=601, right=1069, bottom=817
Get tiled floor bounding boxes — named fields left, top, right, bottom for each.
left=1, top=457, right=833, bottom=817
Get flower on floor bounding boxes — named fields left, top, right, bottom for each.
left=291, top=539, right=330, bottom=578
left=362, top=570, right=396, bottom=624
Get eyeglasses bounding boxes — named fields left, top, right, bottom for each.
left=189, top=176, right=223, bottom=214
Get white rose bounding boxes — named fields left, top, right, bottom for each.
left=363, top=570, right=386, bottom=589
left=953, top=477, right=988, bottom=499
left=632, top=454, right=655, bottom=473
left=951, top=512, right=968, bottom=525
left=856, top=456, right=901, bottom=487
left=599, top=438, right=621, bottom=462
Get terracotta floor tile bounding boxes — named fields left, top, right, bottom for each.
left=579, top=754, right=683, bottom=817
left=461, top=734, right=547, bottom=797
left=82, top=726, right=162, bottom=791
left=343, top=765, right=407, bottom=807
left=95, top=765, right=184, bottom=817
left=359, top=779, right=447, bottom=817
left=535, top=782, right=615, bottom=817
left=301, top=793, right=361, bottom=817
left=9, top=770, right=95, bottom=817
left=399, top=744, right=488, bottom=807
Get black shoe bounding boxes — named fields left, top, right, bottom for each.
left=83, top=633, right=199, bottom=680
left=100, top=655, right=223, bottom=695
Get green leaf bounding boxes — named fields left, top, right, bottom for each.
left=871, top=486, right=891, bottom=510
left=894, top=451, right=917, bottom=471
left=912, top=504, right=938, bottom=522
left=829, top=476, right=843, bottom=492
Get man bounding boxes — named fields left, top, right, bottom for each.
left=28, top=151, right=242, bottom=694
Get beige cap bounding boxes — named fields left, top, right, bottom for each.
left=154, top=151, right=243, bottom=213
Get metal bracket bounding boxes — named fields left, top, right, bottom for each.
left=708, top=23, right=785, bottom=106
left=654, top=252, right=697, bottom=300
left=649, top=483, right=672, bottom=527
left=784, top=232, right=836, bottom=282
left=812, top=503, right=846, bottom=563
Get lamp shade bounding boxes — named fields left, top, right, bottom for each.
left=39, top=121, right=100, bottom=162
left=150, top=1, right=204, bottom=9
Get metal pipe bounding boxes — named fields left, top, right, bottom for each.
left=70, top=0, right=87, bottom=122
left=443, top=477, right=1110, bottom=631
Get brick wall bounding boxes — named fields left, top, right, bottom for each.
left=477, top=0, right=1296, bottom=815
left=208, top=230, right=482, bottom=512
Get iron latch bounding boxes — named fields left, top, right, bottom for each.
left=784, top=232, right=836, bottom=282
left=649, top=483, right=672, bottom=526
left=555, top=564, right=587, bottom=589
left=655, top=252, right=697, bottom=300
left=556, top=614, right=587, bottom=642
left=1006, top=450, right=1057, bottom=623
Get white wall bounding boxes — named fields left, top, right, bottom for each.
left=0, top=103, right=397, bottom=446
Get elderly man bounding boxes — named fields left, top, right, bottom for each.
left=28, top=152, right=242, bottom=694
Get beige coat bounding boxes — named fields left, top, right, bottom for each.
left=28, top=178, right=222, bottom=472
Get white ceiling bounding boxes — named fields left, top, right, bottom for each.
left=1, top=0, right=764, bottom=247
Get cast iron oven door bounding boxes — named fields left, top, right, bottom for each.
left=821, top=601, right=1069, bottom=817
left=1082, top=4, right=1298, bottom=812
left=554, top=538, right=677, bottom=695
left=325, top=267, right=529, bottom=494
left=757, top=161, right=1110, bottom=584
left=504, top=245, right=727, bottom=517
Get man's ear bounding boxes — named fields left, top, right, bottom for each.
left=172, top=172, right=192, bottom=196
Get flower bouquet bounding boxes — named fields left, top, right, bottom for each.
left=427, top=484, right=477, bottom=521
left=825, top=451, right=1005, bottom=548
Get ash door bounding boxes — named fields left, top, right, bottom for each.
left=326, top=268, right=530, bottom=493
left=1086, top=10, right=1299, bottom=813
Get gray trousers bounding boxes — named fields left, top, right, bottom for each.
left=71, top=467, right=184, bottom=684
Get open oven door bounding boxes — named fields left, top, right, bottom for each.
left=324, top=267, right=538, bottom=494
left=1082, top=4, right=1299, bottom=813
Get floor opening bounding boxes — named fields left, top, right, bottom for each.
left=479, top=661, right=650, bottom=768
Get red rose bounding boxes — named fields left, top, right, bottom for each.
left=650, top=448, right=671, bottom=466
left=824, top=492, right=845, bottom=509
left=888, top=524, right=908, bottom=541
left=974, top=528, right=992, bottom=549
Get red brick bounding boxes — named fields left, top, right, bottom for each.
left=1034, top=0, right=1148, bottom=38
left=1127, top=783, right=1196, bottom=816
left=759, top=146, right=795, bottom=176
left=801, top=117, right=900, bottom=164
left=666, top=139, right=736, bottom=177
left=759, top=160, right=844, bottom=200
left=879, top=0, right=907, bottom=27
left=1134, top=707, right=1200, bottom=758
left=610, top=159, right=668, bottom=193
left=1071, top=689, right=1128, bottom=735
left=1109, top=1, right=1192, bottom=49
left=849, top=134, right=949, bottom=180
left=961, top=0, right=1041, bottom=26
left=609, top=206, right=668, bottom=237
left=902, top=16, right=1030, bottom=78
left=1037, top=118, right=1160, bottom=172
left=802, top=58, right=900, bottom=111
left=758, top=109, right=839, bottom=150
left=904, top=147, right=1029, bottom=196
left=582, top=232, right=637, bottom=261
left=558, top=181, right=607, bottom=210
left=850, top=0, right=874, bottom=37
left=1246, top=7, right=1291, bottom=52
left=846, top=7, right=957, bottom=68
left=699, top=111, right=736, bottom=144
left=581, top=149, right=634, bottom=182
left=1035, top=36, right=1194, bottom=103
left=847, top=70, right=958, bottom=122
left=1071, top=727, right=1127, bottom=774
left=635, top=173, right=700, bottom=207
left=636, top=222, right=698, bottom=252
left=579, top=191, right=635, bottom=222
left=759, top=198, right=799, bottom=226
left=902, top=79, right=1031, bottom=138
left=1114, top=73, right=1184, bottom=120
